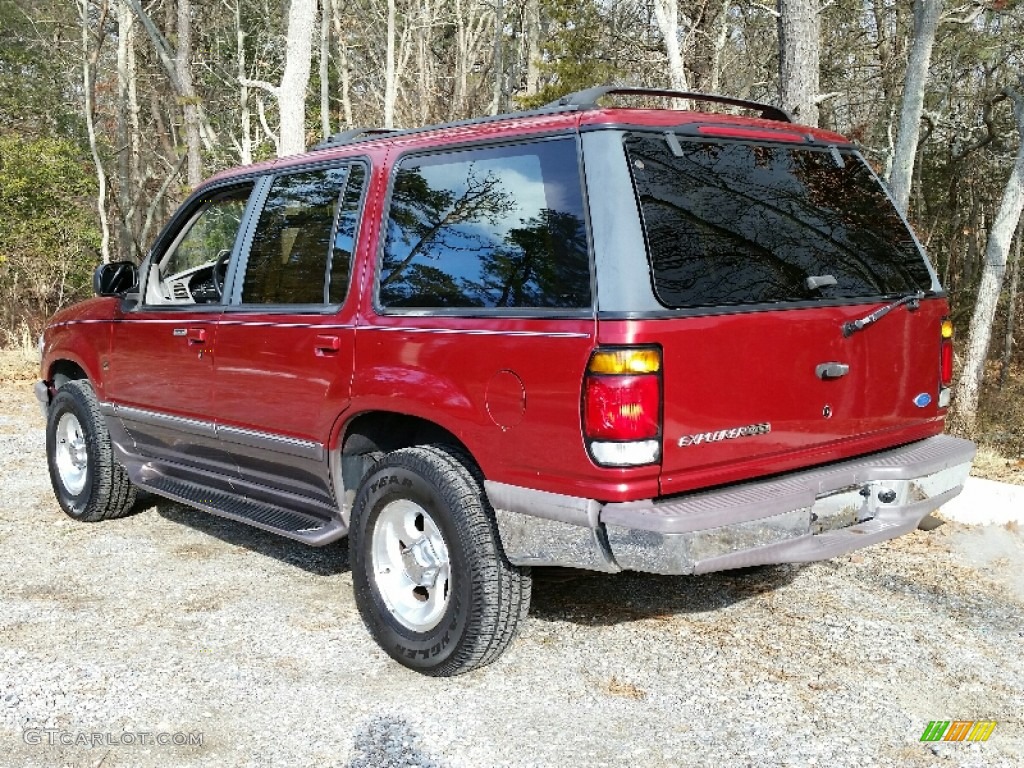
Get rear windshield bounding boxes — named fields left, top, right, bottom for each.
left=624, top=133, right=933, bottom=309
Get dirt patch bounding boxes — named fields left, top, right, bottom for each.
left=971, top=444, right=1024, bottom=486
left=0, top=350, right=38, bottom=384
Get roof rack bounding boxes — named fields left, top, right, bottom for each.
left=544, top=86, right=793, bottom=123
left=305, top=85, right=793, bottom=153
left=311, top=128, right=402, bottom=151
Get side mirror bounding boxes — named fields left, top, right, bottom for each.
left=93, top=261, right=138, bottom=297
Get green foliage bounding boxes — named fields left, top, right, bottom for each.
left=0, top=0, right=81, bottom=136
left=516, top=0, right=625, bottom=109
left=0, top=133, right=99, bottom=345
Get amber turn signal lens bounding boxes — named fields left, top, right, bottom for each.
left=941, top=319, right=954, bottom=339
left=588, top=348, right=661, bottom=375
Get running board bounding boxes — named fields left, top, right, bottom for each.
left=140, top=475, right=347, bottom=546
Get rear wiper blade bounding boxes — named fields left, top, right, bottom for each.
left=842, top=291, right=926, bottom=337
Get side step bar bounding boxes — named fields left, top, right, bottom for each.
left=141, top=475, right=347, bottom=546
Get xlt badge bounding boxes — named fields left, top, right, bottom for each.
left=678, top=422, right=772, bottom=448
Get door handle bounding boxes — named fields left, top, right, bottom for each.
left=815, top=362, right=849, bottom=380
left=314, top=335, right=341, bottom=356
left=186, top=328, right=207, bottom=345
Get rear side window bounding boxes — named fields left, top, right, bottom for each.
left=242, top=167, right=353, bottom=305
left=624, top=134, right=932, bottom=309
left=379, top=137, right=591, bottom=310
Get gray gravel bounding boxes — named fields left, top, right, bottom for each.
left=1, top=382, right=1022, bottom=768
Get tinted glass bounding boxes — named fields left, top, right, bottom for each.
left=242, top=168, right=349, bottom=304
left=624, top=134, right=932, bottom=309
left=328, top=164, right=366, bottom=305
left=380, top=138, right=591, bottom=309
left=162, top=188, right=250, bottom=278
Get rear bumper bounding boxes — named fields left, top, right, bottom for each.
left=487, top=434, right=976, bottom=575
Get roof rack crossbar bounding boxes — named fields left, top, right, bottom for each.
left=544, top=86, right=793, bottom=123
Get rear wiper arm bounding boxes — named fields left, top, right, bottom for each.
left=842, top=291, right=926, bottom=337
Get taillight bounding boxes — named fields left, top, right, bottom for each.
left=939, top=317, right=954, bottom=406
left=583, top=347, right=662, bottom=467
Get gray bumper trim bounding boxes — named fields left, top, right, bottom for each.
left=604, top=435, right=975, bottom=574
left=487, top=435, right=975, bottom=575
left=601, top=435, right=976, bottom=534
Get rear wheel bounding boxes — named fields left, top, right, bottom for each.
left=45, top=380, right=137, bottom=522
left=350, top=444, right=531, bottom=676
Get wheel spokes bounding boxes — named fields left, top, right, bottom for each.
left=371, top=499, right=451, bottom=632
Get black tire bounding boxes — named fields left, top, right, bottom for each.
left=350, top=444, right=531, bottom=676
left=45, top=380, right=137, bottom=522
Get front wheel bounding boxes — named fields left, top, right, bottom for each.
left=349, top=444, right=531, bottom=676
left=45, top=380, right=137, bottom=522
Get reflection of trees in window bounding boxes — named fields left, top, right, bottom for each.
left=381, top=164, right=514, bottom=306
left=626, top=135, right=931, bottom=309
left=472, top=209, right=590, bottom=307
left=380, top=140, right=591, bottom=310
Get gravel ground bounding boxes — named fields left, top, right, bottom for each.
left=1, top=374, right=1022, bottom=768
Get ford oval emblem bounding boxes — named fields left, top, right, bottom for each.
left=913, top=392, right=932, bottom=408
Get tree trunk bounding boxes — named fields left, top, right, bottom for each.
left=236, top=0, right=252, bottom=164
left=777, top=0, right=820, bottom=126
left=176, top=0, right=202, bottom=187
left=320, top=0, right=331, bottom=138
left=331, top=2, right=354, bottom=129
left=115, top=0, right=137, bottom=260
left=888, top=0, right=943, bottom=217
left=80, top=0, right=111, bottom=264
left=490, top=0, right=504, bottom=115
left=127, top=0, right=219, bottom=152
left=384, top=0, right=397, bottom=128
left=653, top=0, right=689, bottom=93
left=708, top=0, right=730, bottom=94
left=952, top=86, right=1024, bottom=437
left=277, top=0, right=316, bottom=155
left=524, top=0, right=541, bottom=96
left=998, top=219, right=1023, bottom=387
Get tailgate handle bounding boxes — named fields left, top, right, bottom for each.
left=315, top=335, right=341, bottom=356
left=816, top=362, right=849, bottom=380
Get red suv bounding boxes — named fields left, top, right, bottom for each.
left=37, top=87, right=976, bottom=675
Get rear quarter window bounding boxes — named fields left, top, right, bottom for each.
left=378, top=137, right=591, bottom=311
left=624, top=134, right=933, bottom=309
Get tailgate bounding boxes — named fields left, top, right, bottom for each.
left=645, top=299, right=947, bottom=495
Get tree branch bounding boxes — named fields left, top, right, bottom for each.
left=240, top=76, right=280, bottom=97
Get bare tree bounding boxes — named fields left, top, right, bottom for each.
left=953, top=84, right=1024, bottom=436
left=999, top=219, right=1022, bottom=387
left=653, top=0, right=689, bottom=95
left=888, top=0, right=943, bottom=216
left=127, top=0, right=218, bottom=180
left=777, top=0, right=820, bottom=126
left=320, top=0, right=332, bottom=138
left=176, top=0, right=202, bottom=187
left=115, top=0, right=141, bottom=259
left=242, top=0, right=318, bottom=156
left=79, top=0, right=111, bottom=264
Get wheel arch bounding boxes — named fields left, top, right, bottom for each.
left=48, top=358, right=90, bottom=388
left=328, top=409, right=477, bottom=527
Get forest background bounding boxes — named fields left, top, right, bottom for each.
left=0, top=0, right=1022, bottom=451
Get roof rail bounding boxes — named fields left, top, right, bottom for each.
left=310, top=128, right=401, bottom=151
left=544, top=86, right=793, bottom=123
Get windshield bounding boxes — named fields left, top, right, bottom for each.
left=624, top=133, right=933, bottom=309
